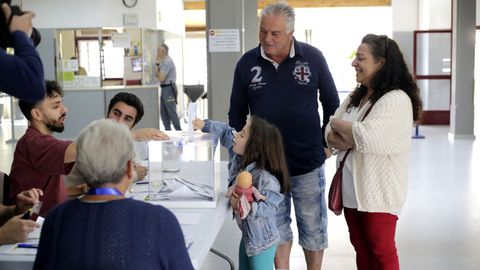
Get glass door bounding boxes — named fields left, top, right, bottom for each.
left=413, top=30, right=451, bottom=124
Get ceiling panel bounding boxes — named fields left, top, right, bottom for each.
left=184, top=0, right=391, bottom=10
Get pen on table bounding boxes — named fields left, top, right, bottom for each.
left=17, top=243, right=38, bottom=249
left=135, top=181, right=149, bottom=185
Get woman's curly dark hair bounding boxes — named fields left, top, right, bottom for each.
left=349, top=34, right=423, bottom=122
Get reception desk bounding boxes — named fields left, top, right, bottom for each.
left=56, top=85, right=160, bottom=140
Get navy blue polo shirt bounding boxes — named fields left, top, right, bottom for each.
left=229, top=39, right=339, bottom=176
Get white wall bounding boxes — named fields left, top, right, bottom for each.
left=477, top=0, right=480, bottom=25
left=416, top=0, right=478, bottom=26
left=392, top=0, right=418, bottom=70
left=23, top=0, right=182, bottom=33
left=156, top=0, right=185, bottom=35
left=392, top=0, right=418, bottom=32
left=295, top=7, right=392, bottom=93
left=393, top=0, right=478, bottom=122
left=418, top=0, right=451, bottom=29
left=393, top=0, right=452, bottom=40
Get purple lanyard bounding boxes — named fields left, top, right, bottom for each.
left=86, top=187, right=123, bottom=196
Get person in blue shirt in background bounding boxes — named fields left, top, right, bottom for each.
left=193, top=116, right=290, bottom=270
left=228, top=3, right=340, bottom=270
left=156, top=43, right=181, bottom=131
left=1, top=2, right=45, bottom=102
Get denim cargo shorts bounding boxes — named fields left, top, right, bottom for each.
left=276, top=165, right=328, bottom=251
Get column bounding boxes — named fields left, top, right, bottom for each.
left=449, top=0, right=476, bottom=139
left=243, top=0, right=258, bottom=52
left=206, top=0, right=244, bottom=124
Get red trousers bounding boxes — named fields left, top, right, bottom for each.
left=344, top=207, right=399, bottom=270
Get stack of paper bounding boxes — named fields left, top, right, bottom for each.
left=184, top=235, right=193, bottom=250
left=154, top=177, right=214, bottom=201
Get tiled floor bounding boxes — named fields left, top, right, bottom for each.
left=2, top=121, right=479, bottom=270
left=201, top=125, right=480, bottom=270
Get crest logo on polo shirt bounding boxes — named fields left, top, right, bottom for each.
left=293, top=61, right=311, bottom=85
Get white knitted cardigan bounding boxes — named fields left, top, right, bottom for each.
left=325, top=90, right=413, bottom=213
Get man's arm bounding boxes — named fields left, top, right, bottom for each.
left=65, top=184, right=88, bottom=198
left=131, top=128, right=169, bottom=141
left=25, top=136, right=75, bottom=174
left=134, top=164, right=148, bottom=181
left=0, top=4, right=45, bottom=102
left=155, top=64, right=166, bottom=82
left=64, top=142, right=76, bottom=163
left=317, top=51, right=340, bottom=146
left=228, top=63, right=250, bottom=131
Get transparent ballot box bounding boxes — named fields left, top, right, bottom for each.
left=147, top=133, right=221, bottom=208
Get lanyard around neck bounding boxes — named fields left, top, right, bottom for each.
left=86, top=187, right=123, bottom=196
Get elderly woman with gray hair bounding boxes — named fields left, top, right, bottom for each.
left=33, top=119, right=193, bottom=270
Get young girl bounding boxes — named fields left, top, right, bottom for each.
left=193, top=116, right=290, bottom=270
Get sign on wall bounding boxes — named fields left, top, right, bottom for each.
left=208, top=29, right=240, bottom=52
left=112, top=33, right=131, bottom=48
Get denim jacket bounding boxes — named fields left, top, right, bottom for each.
left=202, top=120, right=283, bottom=257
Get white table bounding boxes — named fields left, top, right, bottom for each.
left=169, top=192, right=231, bottom=269
left=0, top=163, right=232, bottom=270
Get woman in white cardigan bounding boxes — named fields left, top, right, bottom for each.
left=325, top=34, right=422, bottom=270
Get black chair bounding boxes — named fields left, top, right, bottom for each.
left=0, top=171, right=9, bottom=205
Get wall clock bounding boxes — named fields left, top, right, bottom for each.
left=123, top=0, right=137, bottom=8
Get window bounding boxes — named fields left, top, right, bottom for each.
left=78, top=39, right=99, bottom=76
left=77, top=38, right=124, bottom=79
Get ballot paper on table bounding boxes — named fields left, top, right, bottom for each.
left=187, top=102, right=197, bottom=137
left=28, top=216, right=45, bottom=239
left=185, top=235, right=193, bottom=250
left=0, top=216, right=44, bottom=255
left=156, top=177, right=214, bottom=200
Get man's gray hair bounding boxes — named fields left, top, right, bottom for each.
left=76, top=119, right=135, bottom=187
left=261, top=2, right=295, bottom=33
